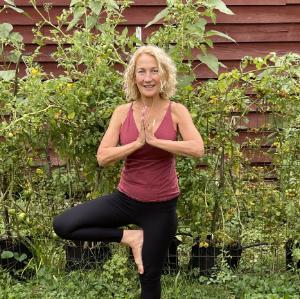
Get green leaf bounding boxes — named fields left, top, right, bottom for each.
left=206, top=0, right=234, bottom=15
left=145, top=7, right=169, bottom=28
left=89, top=0, right=103, bottom=15
left=68, top=111, right=76, bottom=120
left=205, top=39, right=213, bottom=48
left=205, top=30, right=236, bottom=43
left=177, top=74, right=195, bottom=88
left=4, top=0, right=15, bottom=5
left=0, top=70, right=16, bottom=81
left=199, top=44, right=207, bottom=55
left=8, top=5, right=24, bottom=13
left=1, top=250, right=14, bottom=259
left=0, top=23, right=13, bottom=39
left=121, top=27, right=128, bottom=37
left=10, top=31, right=23, bottom=43
left=292, top=248, right=300, bottom=262
left=8, top=51, right=20, bottom=63
left=167, top=0, right=176, bottom=5
left=67, top=6, right=85, bottom=31
left=242, top=117, right=249, bottom=124
left=86, top=15, right=98, bottom=30
left=70, top=0, right=82, bottom=6
left=189, top=18, right=207, bottom=32
left=106, top=0, right=119, bottom=11
left=14, top=252, right=27, bottom=262
left=198, top=53, right=220, bottom=75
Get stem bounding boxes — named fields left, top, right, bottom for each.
left=1, top=105, right=57, bottom=132
left=1, top=174, right=13, bottom=237
left=211, top=146, right=224, bottom=233
left=30, top=0, right=68, bottom=39
left=13, top=53, right=22, bottom=97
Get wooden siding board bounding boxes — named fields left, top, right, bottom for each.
left=134, top=24, right=300, bottom=43
left=3, top=42, right=298, bottom=65
left=207, top=24, right=300, bottom=43
left=193, top=60, right=261, bottom=79
left=1, top=5, right=300, bottom=25
left=0, top=0, right=294, bottom=6
left=216, top=6, right=300, bottom=23
left=224, top=0, right=286, bottom=4
left=207, top=42, right=300, bottom=59
left=234, top=112, right=273, bottom=129
left=13, top=23, right=300, bottom=44
left=286, top=0, right=300, bottom=3
left=124, top=6, right=300, bottom=25
left=1, top=2, right=299, bottom=80
left=0, top=7, right=64, bottom=25
left=2, top=60, right=237, bottom=79
left=133, top=0, right=288, bottom=5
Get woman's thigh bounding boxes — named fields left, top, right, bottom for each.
left=53, top=190, right=137, bottom=237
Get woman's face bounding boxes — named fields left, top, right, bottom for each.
left=134, top=53, right=161, bottom=99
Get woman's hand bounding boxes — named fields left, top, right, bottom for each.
left=136, top=106, right=157, bottom=147
left=136, top=119, right=146, bottom=147
left=135, top=106, right=147, bottom=147
left=144, top=118, right=157, bottom=145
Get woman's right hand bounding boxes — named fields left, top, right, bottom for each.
left=136, top=106, right=146, bottom=147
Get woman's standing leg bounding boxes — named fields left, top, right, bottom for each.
left=137, top=199, right=178, bottom=299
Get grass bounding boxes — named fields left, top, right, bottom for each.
left=0, top=261, right=299, bottom=298
left=0, top=239, right=299, bottom=298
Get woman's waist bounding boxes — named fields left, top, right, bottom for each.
left=123, top=158, right=175, bottom=176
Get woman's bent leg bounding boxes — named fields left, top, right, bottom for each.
left=53, top=191, right=134, bottom=242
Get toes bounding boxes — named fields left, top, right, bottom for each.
left=136, top=262, right=144, bottom=274
left=139, top=267, right=144, bottom=274
left=133, top=251, right=144, bottom=274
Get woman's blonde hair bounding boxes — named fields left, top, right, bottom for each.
left=123, top=45, right=177, bottom=101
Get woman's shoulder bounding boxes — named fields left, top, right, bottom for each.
left=113, top=102, right=132, bottom=118
left=170, top=101, right=189, bottom=115
left=110, top=102, right=132, bottom=126
left=114, top=102, right=132, bottom=113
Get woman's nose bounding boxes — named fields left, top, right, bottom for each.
left=144, top=72, right=153, bottom=81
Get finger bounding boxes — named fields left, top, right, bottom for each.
left=141, top=118, right=148, bottom=130
left=144, top=117, right=151, bottom=129
left=141, top=118, right=146, bottom=131
left=141, top=106, right=147, bottom=120
left=152, top=119, right=156, bottom=129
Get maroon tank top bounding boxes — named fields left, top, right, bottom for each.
left=118, top=101, right=180, bottom=202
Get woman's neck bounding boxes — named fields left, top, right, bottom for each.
left=139, top=95, right=163, bottom=108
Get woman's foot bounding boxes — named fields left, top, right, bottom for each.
left=121, top=229, right=144, bottom=274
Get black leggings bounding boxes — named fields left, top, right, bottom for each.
left=53, top=190, right=178, bottom=299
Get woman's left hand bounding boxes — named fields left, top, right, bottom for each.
left=144, top=118, right=157, bottom=145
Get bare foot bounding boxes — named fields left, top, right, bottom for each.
left=121, top=229, right=144, bottom=274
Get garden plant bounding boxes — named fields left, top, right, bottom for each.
left=0, top=0, right=299, bottom=298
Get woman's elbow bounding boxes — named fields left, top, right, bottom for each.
left=193, top=144, right=205, bottom=158
left=96, top=152, right=109, bottom=167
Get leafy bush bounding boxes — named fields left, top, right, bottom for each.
left=0, top=0, right=299, bottom=277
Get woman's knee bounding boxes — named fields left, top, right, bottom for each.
left=53, top=214, right=69, bottom=239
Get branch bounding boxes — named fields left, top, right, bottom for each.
left=1, top=105, right=58, bottom=132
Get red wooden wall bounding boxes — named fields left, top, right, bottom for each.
left=0, top=0, right=300, bottom=79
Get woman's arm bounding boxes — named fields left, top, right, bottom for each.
left=146, top=102, right=204, bottom=157
left=96, top=104, right=145, bottom=167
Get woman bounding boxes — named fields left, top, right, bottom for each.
left=53, top=45, right=204, bottom=299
